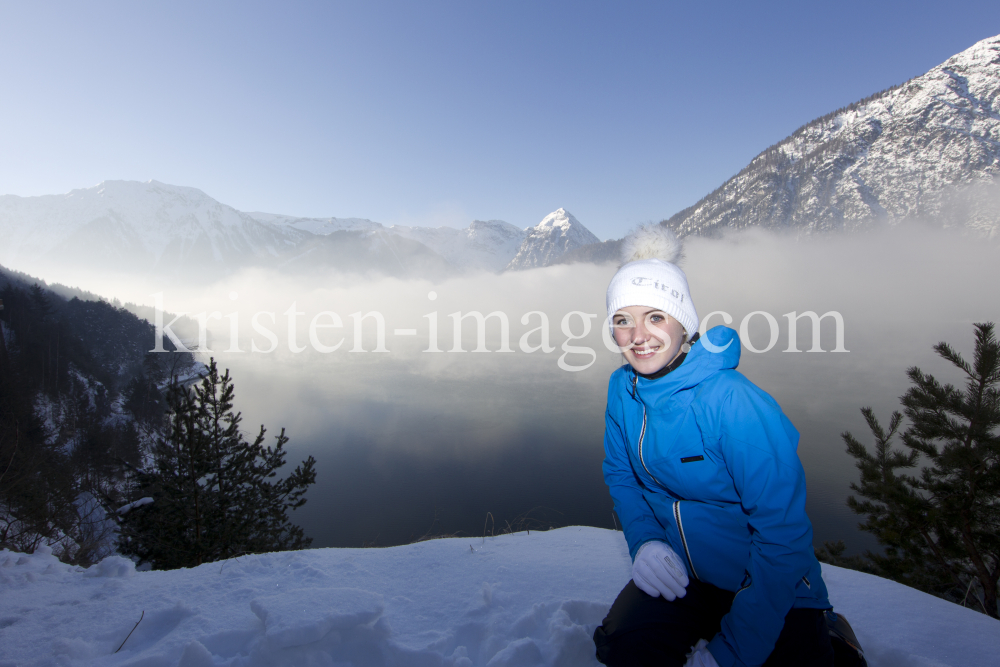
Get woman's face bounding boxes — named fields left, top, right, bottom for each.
left=612, top=306, right=686, bottom=375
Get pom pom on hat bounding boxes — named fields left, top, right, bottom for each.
left=619, top=223, right=683, bottom=266
left=607, top=224, right=699, bottom=335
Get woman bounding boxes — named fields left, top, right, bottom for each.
left=592, top=225, right=835, bottom=667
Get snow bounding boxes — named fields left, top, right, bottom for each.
left=250, top=588, right=384, bottom=650
left=506, top=209, right=601, bottom=270
left=116, top=498, right=154, bottom=515
left=2, top=527, right=997, bottom=667
left=534, top=209, right=576, bottom=233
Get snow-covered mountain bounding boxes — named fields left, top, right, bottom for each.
left=506, top=208, right=601, bottom=270
left=275, top=229, right=455, bottom=279
left=0, top=181, right=308, bottom=277
left=1, top=181, right=605, bottom=277
left=0, top=181, right=564, bottom=278
left=390, top=219, right=527, bottom=272
left=247, top=211, right=383, bottom=236
left=667, top=33, right=1000, bottom=238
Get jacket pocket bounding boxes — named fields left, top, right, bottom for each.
left=669, top=500, right=751, bottom=593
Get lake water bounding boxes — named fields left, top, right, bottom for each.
left=223, top=350, right=890, bottom=553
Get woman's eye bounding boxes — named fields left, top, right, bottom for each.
left=648, top=314, right=664, bottom=323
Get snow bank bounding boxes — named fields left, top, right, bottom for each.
left=1, top=527, right=997, bottom=666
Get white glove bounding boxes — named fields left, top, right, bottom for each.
left=631, top=540, right=689, bottom=600
left=683, top=639, right=719, bottom=667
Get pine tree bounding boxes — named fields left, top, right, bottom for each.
left=118, top=359, right=316, bottom=569
left=842, top=322, right=1000, bottom=617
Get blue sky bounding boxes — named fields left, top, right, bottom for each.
left=2, top=1, right=999, bottom=239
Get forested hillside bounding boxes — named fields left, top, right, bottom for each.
left=0, top=265, right=197, bottom=563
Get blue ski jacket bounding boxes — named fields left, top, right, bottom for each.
left=603, top=326, right=830, bottom=667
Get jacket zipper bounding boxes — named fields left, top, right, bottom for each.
left=633, top=375, right=665, bottom=490
left=673, top=501, right=699, bottom=581
left=735, top=571, right=752, bottom=598
left=634, top=373, right=698, bottom=581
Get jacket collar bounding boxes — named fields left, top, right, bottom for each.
left=628, top=326, right=741, bottom=400
left=636, top=331, right=702, bottom=381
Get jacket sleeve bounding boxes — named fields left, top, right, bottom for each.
left=707, top=383, right=816, bottom=667
left=602, top=381, right=665, bottom=561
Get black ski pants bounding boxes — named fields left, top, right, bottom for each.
left=593, top=579, right=834, bottom=667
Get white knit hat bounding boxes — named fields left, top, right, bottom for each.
left=606, top=225, right=699, bottom=336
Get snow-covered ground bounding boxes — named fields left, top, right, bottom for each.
left=1, top=527, right=997, bottom=667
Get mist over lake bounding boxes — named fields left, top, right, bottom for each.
left=47, top=226, right=1000, bottom=555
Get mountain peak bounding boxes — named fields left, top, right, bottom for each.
left=941, top=32, right=1000, bottom=70
left=63, top=179, right=219, bottom=208
left=0, top=179, right=283, bottom=275
left=506, top=209, right=599, bottom=271
left=666, top=32, right=1000, bottom=238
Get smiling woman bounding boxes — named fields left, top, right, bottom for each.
left=593, top=224, right=848, bottom=667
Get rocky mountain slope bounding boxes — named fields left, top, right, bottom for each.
left=246, top=211, right=383, bottom=236
left=664, top=33, right=1000, bottom=238
left=505, top=208, right=600, bottom=270
left=390, top=219, right=527, bottom=272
